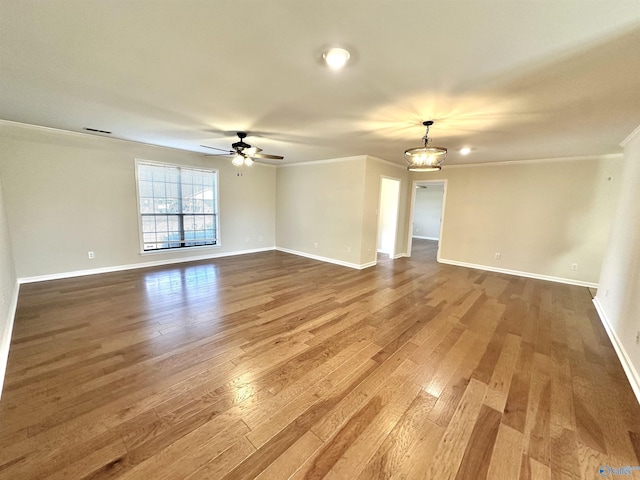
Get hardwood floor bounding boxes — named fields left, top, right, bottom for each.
left=1, top=239, right=639, bottom=479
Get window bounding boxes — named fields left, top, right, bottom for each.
left=136, top=160, right=218, bottom=252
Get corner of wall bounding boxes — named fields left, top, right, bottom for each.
left=592, top=296, right=640, bottom=404
left=0, top=281, right=19, bottom=399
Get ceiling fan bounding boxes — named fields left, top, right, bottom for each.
left=201, top=132, right=284, bottom=166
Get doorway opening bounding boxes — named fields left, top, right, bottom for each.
left=377, top=176, right=401, bottom=261
left=407, top=180, right=447, bottom=261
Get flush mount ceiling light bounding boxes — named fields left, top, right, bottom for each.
left=323, top=47, right=350, bottom=70
left=460, top=147, right=471, bottom=155
left=404, top=121, right=447, bottom=172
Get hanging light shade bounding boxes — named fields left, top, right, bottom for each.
left=404, top=120, right=447, bottom=172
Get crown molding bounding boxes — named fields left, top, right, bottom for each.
left=620, top=123, right=640, bottom=148
left=0, top=119, right=277, bottom=168
left=441, top=153, right=623, bottom=169
left=277, top=155, right=367, bottom=168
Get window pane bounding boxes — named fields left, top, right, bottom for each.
left=154, top=198, right=168, bottom=213
left=153, top=183, right=166, bottom=197
left=139, top=181, right=153, bottom=197
left=182, top=183, right=193, bottom=198
left=182, top=197, right=193, bottom=214
left=152, top=169, right=166, bottom=182
left=167, top=182, right=179, bottom=199
left=142, top=216, right=156, bottom=233
left=138, top=165, right=152, bottom=181
left=166, top=170, right=179, bottom=184
left=140, top=198, right=154, bottom=214
left=165, top=198, right=180, bottom=214
left=137, top=162, right=217, bottom=251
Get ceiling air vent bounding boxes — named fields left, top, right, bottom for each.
left=83, top=127, right=112, bottom=134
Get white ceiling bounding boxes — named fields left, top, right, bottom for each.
left=1, top=1, right=640, bottom=166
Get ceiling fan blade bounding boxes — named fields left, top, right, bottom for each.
left=201, top=144, right=233, bottom=153
left=244, top=146, right=263, bottom=155
left=253, top=153, right=284, bottom=160
left=204, top=153, right=233, bottom=157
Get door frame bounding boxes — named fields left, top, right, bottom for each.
left=376, top=175, right=401, bottom=260
left=406, top=179, right=448, bottom=261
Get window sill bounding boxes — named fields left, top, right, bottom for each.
left=139, top=244, right=221, bottom=256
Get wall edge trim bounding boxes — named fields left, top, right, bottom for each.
left=17, top=247, right=276, bottom=284
left=367, top=156, right=405, bottom=170
left=0, top=281, right=20, bottom=399
left=277, top=155, right=367, bottom=168
left=592, top=297, right=640, bottom=405
left=442, top=153, right=623, bottom=169
left=275, top=247, right=375, bottom=270
left=438, top=258, right=598, bottom=288
left=621, top=123, right=640, bottom=147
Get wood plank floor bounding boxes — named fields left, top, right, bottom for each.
left=1, top=239, right=639, bottom=479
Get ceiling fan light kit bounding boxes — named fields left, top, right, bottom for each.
left=404, top=120, right=447, bottom=172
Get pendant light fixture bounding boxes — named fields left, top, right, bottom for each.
left=404, top=120, right=447, bottom=172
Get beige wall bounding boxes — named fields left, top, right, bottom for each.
left=276, top=156, right=367, bottom=265
left=595, top=128, right=640, bottom=395
left=413, top=184, right=444, bottom=239
left=0, top=122, right=276, bottom=279
left=275, top=156, right=410, bottom=267
left=411, top=156, right=622, bottom=285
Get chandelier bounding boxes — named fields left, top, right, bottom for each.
left=404, top=120, right=447, bottom=172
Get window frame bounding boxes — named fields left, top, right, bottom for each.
left=134, top=159, right=220, bottom=254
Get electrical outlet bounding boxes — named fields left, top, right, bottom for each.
left=494, top=253, right=501, bottom=260
left=636, top=331, right=640, bottom=345
left=1, top=292, right=5, bottom=306
left=571, top=263, right=578, bottom=271
left=314, top=242, right=318, bottom=249
left=347, top=246, right=351, bottom=253
left=88, top=251, right=95, bottom=259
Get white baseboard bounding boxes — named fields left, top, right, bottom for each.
left=276, top=247, right=375, bottom=270
left=18, top=247, right=276, bottom=284
left=0, top=281, right=20, bottom=399
left=437, top=258, right=599, bottom=288
left=412, top=235, right=439, bottom=241
left=376, top=251, right=408, bottom=260
left=592, top=298, right=640, bottom=405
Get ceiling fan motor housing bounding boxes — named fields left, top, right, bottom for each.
left=232, top=140, right=251, bottom=150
